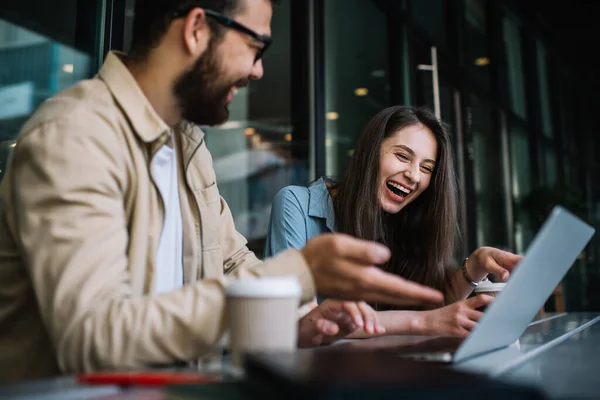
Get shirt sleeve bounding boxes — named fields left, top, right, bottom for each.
left=264, top=186, right=310, bottom=258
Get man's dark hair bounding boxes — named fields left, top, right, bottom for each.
left=129, top=0, right=276, bottom=62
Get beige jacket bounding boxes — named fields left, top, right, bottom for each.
left=0, top=52, right=315, bottom=384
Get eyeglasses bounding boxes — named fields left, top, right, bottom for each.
left=172, top=7, right=272, bottom=62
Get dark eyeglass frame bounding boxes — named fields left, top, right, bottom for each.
left=172, top=7, right=272, bottom=62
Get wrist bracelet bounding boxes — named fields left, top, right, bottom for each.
left=461, top=257, right=478, bottom=287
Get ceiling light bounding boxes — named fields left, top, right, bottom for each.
left=326, top=112, right=339, bottom=120
left=475, top=57, right=490, bottom=66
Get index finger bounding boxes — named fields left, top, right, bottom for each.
left=329, top=234, right=391, bottom=265
left=340, top=302, right=364, bottom=328
left=492, top=249, right=523, bottom=270
left=465, top=294, right=495, bottom=309
left=355, top=267, right=444, bottom=306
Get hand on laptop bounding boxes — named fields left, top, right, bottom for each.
left=466, top=247, right=523, bottom=282
left=297, top=299, right=385, bottom=347
left=301, top=234, right=444, bottom=307
left=415, top=295, right=495, bottom=338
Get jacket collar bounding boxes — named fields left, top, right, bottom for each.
left=308, top=177, right=337, bottom=232
left=98, top=51, right=170, bottom=144
left=178, top=122, right=206, bottom=172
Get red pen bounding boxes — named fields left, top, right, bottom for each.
left=77, top=371, right=220, bottom=387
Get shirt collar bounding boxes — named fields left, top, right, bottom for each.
left=98, top=51, right=170, bottom=144
left=308, top=177, right=337, bottom=232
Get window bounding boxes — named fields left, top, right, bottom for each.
left=0, top=1, right=104, bottom=180
left=543, top=147, right=558, bottom=187
left=464, top=0, right=490, bottom=91
left=324, top=0, right=390, bottom=178
left=559, top=73, right=576, bottom=155
left=469, top=95, right=509, bottom=248
left=510, top=124, right=533, bottom=253
left=502, top=11, right=527, bottom=119
left=536, top=41, right=553, bottom=138
left=201, top=0, right=307, bottom=254
left=411, top=0, right=447, bottom=50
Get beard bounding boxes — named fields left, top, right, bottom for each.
left=173, top=40, right=233, bottom=126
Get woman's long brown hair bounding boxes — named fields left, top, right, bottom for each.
left=333, top=106, right=458, bottom=303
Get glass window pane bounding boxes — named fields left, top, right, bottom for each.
left=510, top=130, right=531, bottom=198
left=470, top=95, right=508, bottom=248
left=324, top=0, right=390, bottom=178
left=510, top=125, right=533, bottom=253
left=502, top=11, right=527, bottom=119
left=559, top=73, right=576, bottom=155
left=203, top=0, right=307, bottom=254
left=401, top=25, right=412, bottom=106
left=464, top=0, right=490, bottom=90
left=411, top=0, right=447, bottom=50
left=537, top=42, right=553, bottom=138
left=0, top=3, right=103, bottom=181
left=544, top=147, right=558, bottom=186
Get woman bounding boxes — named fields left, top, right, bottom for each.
left=266, top=106, right=521, bottom=339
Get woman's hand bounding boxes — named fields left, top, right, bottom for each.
left=415, top=295, right=495, bottom=337
left=297, top=299, right=385, bottom=347
left=466, top=246, right=522, bottom=282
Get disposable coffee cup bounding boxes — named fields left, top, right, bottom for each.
left=225, top=276, right=301, bottom=368
left=473, top=281, right=506, bottom=311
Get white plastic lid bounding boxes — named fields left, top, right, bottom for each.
left=225, top=276, right=302, bottom=298
left=474, top=281, right=507, bottom=293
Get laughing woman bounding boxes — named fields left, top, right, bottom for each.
left=265, top=106, right=521, bottom=339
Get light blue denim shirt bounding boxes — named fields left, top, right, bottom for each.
left=264, top=177, right=336, bottom=258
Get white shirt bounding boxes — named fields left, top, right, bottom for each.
left=152, top=144, right=184, bottom=293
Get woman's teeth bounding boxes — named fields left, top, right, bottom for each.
left=387, top=181, right=411, bottom=198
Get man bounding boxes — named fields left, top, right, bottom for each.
left=0, top=0, right=443, bottom=383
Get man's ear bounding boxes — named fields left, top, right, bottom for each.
left=181, top=8, right=211, bottom=57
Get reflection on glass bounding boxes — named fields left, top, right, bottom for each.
left=536, top=42, right=553, bottom=138
left=203, top=0, right=307, bottom=253
left=559, top=74, right=576, bottom=154
left=401, top=25, right=412, bottom=106
left=411, top=0, right=447, bottom=50
left=464, top=0, right=490, bottom=90
left=510, top=125, right=533, bottom=253
left=470, top=95, right=508, bottom=248
left=562, top=163, right=587, bottom=311
left=502, top=11, right=527, bottom=119
left=324, top=0, right=390, bottom=178
left=543, top=147, right=558, bottom=186
left=0, top=19, right=92, bottom=182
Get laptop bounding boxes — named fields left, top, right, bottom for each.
left=241, top=206, right=590, bottom=397
left=394, top=205, right=595, bottom=363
